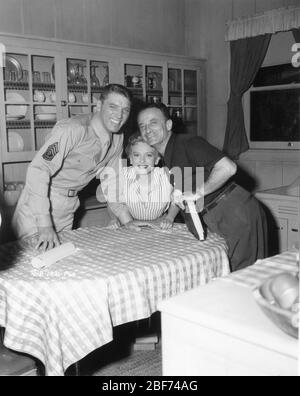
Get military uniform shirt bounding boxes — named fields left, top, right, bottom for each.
left=13, top=114, right=123, bottom=234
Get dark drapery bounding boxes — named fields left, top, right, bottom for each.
left=223, top=34, right=271, bottom=159
left=292, top=28, right=300, bottom=42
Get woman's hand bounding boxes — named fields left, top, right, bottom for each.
left=107, top=218, right=121, bottom=230
left=124, top=221, right=142, bottom=232
left=173, top=189, right=203, bottom=211
left=36, top=226, right=60, bottom=251
left=160, top=217, right=174, bottom=230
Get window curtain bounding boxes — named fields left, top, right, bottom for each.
left=292, top=28, right=300, bottom=42
left=226, top=6, right=300, bottom=41
left=223, top=34, right=271, bottom=159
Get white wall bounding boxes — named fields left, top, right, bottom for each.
left=184, top=0, right=300, bottom=191
left=0, top=0, right=186, bottom=55
left=184, top=0, right=300, bottom=149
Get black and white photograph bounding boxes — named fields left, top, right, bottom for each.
left=0, top=0, right=299, bottom=378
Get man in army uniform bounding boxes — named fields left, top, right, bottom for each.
left=12, top=84, right=132, bottom=251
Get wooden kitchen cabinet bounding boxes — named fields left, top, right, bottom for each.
left=0, top=33, right=206, bottom=226
left=256, top=185, right=300, bottom=254
left=158, top=280, right=298, bottom=376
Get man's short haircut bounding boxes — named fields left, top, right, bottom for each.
left=125, top=133, right=159, bottom=158
left=139, top=102, right=171, bottom=121
left=100, top=84, right=132, bottom=104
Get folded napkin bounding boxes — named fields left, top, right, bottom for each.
left=31, top=242, right=77, bottom=269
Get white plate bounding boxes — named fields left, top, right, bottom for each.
left=5, top=55, right=23, bottom=81
left=6, top=115, right=25, bottom=121
left=8, top=131, right=24, bottom=152
left=36, top=113, right=57, bottom=121
left=38, top=105, right=57, bottom=114
left=6, top=92, right=27, bottom=117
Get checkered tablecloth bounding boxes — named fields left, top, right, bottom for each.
left=0, top=224, right=229, bottom=376
left=223, top=250, right=299, bottom=289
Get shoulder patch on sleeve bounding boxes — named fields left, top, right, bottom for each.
left=42, top=142, right=59, bottom=161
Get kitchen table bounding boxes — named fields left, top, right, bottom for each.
left=0, top=224, right=230, bottom=376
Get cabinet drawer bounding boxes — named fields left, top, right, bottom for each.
left=276, top=218, right=288, bottom=252
left=288, top=219, right=300, bottom=250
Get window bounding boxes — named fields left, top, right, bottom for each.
left=245, top=63, right=300, bottom=149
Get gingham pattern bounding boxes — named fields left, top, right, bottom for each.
left=223, top=250, right=299, bottom=289
left=0, top=224, right=229, bottom=376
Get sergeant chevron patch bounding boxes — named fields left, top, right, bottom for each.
left=42, top=142, right=59, bottom=161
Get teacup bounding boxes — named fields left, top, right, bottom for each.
left=34, top=91, right=45, bottom=103
left=50, top=92, right=56, bottom=103
left=82, top=93, right=89, bottom=103
left=68, top=93, right=76, bottom=103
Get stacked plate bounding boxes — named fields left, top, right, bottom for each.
left=6, top=92, right=27, bottom=121
left=8, top=131, right=24, bottom=152
left=36, top=104, right=57, bottom=121
left=36, top=113, right=57, bottom=121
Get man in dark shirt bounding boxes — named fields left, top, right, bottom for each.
left=137, top=103, right=267, bottom=272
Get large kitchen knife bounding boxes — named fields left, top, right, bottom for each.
left=185, top=200, right=206, bottom=241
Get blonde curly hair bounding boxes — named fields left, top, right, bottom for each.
left=125, top=134, right=160, bottom=159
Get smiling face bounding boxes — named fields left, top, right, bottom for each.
left=138, top=108, right=172, bottom=147
left=98, top=92, right=131, bottom=134
left=129, top=141, right=159, bottom=175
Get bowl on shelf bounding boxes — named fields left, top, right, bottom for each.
left=6, top=115, right=25, bottom=121
left=35, top=113, right=57, bottom=121
left=253, top=275, right=299, bottom=339
left=6, top=92, right=27, bottom=119
left=8, top=131, right=24, bottom=152
left=4, top=190, right=21, bottom=207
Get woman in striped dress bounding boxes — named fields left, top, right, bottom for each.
left=108, top=135, right=179, bottom=231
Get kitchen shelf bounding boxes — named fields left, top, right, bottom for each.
left=91, top=87, right=105, bottom=93
left=185, top=90, right=197, bottom=95
left=4, top=82, right=29, bottom=91
left=34, top=120, right=57, bottom=128
left=32, top=82, right=55, bottom=91
left=146, top=89, right=163, bottom=95
left=68, top=84, right=88, bottom=93
left=169, top=90, right=182, bottom=97
left=6, top=120, right=31, bottom=129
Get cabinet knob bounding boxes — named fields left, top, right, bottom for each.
left=61, top=100, right=67, bottom=107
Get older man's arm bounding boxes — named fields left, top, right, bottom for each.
left=175, top=156, right=237, bottom=210
left=201, top=156, right=237, bottom=196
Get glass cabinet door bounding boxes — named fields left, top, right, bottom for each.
left=123, top=62, right=164, bottom=104
left=124, top=63, right=144, bottom=101
left=3, top=53, right=32, bottom=154
left=2, top=52, right=59, bottom=155
left=1, top=51, right=58, bottom=203
left=32, top=54, right=57, bottom=150
left=65, top=57, right=110, bottom=116
left=168, top=67, right=199, bottom=136
left=90, top=60, right=109, bottom=113
left=146, top=65, right=163, bottom=104
left=184, top=69, right=198, bottom=136
left=66, top=58, right=89, bottom=118
left=168, top=68, right=183, bottom=121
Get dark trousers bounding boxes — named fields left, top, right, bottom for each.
left=203, top=185, right=268, bottom=272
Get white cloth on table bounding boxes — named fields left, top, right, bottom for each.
left=223, top=250, right=299, bottom=289
left=0, top=224, right=229, bottom=376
